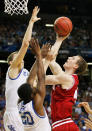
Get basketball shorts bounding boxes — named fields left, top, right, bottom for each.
left=52, top=118, right=79, bottom=131
left=3, top=110, right=24, bottom=131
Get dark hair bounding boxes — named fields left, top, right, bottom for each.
left=7, top=51, right=18, bottom=65
left=76, top=56, right=88, bottom=75
left=17, top=83, right=33, bottom=104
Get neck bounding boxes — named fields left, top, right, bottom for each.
left=65, top=69, right=75, bottom=75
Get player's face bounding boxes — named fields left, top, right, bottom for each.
left=63, top=56, right=80, bottom=70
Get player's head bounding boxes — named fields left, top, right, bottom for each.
left=18, top=83, right=37, bottom=104
left=7, top=51, right=24, bottom=66
left=7, top=51, right=18, bottom=65
left=63, top=55, right=88, bottom=75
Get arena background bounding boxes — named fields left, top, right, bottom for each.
left=0, top=0, right=92, bottom=130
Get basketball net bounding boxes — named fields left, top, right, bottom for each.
left=4, top=0, right=29, bottom=15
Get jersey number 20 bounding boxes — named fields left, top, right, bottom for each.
left=21, top=112, right=34, bottom=125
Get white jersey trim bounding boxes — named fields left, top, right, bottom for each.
left=52, top=118, right=73, bottom=129
left=8, top=67, right=23, bottom=80
left=32, top=101, right=46, bottom=118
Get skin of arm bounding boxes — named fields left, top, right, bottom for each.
left=9, top=6, right=40, bottom=78
left=51, top=34, right=69, bottom=55
left=78, top=102, right=92, bottom=115
left=45, top=51, right=74, bottom=88
left=28, top=34, right=70, bottom=87
left=85, top=116, right=92, bottom=130
left=48, top=34, right=69, bottom=75
left=45, top=72, right=73, bottom=89
left=27, top=40, right=51, bottom=87
left=27, top=39, right=45, bottom=116
left=48, top=60, right=63, bottom=75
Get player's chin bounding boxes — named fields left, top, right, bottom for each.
left=63, top=62, right=68, bottom=69
left=63, top=63, right=66, bottom=68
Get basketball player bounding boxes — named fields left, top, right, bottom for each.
left=44, top=53, right=88, bottom=131
left=3, top=6, right=40, bottom=131
left=18, top=39, right=51, bottom=131
left=26, top=35, right=88, bottom=131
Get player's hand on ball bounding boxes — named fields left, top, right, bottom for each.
left=56, top=33, right=70, bottom=41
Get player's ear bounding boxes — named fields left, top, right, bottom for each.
left=74, top=64, right=79, bottom=70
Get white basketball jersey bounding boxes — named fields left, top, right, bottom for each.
left=18, top=101, right=51, bottom=131
left=5, top=67, right=29, bottom=110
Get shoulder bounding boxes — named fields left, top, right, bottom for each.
left=72, top=74, right=79, bottom=85
left=23, top=68, right=29, bottom=74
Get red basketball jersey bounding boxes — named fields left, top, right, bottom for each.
left=51, top=74, right=79, bottom=123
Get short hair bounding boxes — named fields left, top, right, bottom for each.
left=76, top=56, right=88, bottom=75
left=17, top=83, right=33, bottom=104
left=7, top=51, right=18, bottom=65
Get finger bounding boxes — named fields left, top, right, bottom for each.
left=36, top=18, right=41, bottom=21
left=37, top=8, right=40, bottom=13
left=88, top=116, right=92, bottom=121
left=85, top=121, right=92, bottom=129
left=85, top=118, right=91, bottom=123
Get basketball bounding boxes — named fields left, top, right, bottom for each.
left=54, top=17, right=73, bottom=36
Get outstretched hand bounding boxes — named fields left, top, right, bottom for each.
left=30, top=6, right=41, bottom=23
left=41, top=43, right=51, bottom=58
left=30, top=38, right=41, bottom=57
left=78, top=102, right=91, bottom=114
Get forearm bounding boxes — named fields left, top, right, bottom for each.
left=49, top=60, right=62, bottom=75
left=22, top=21, right=34, bottom=44
left=43, top=59, right=51, bottom=74
left=37, top=55, right=45, bottom=84
left=27, top=58, right=50, bottom=86
left=51, top=38, right=63, bottom=55
left=87, top=109, right=92, bottom=115
left=27, top=60, right=37, bottom=85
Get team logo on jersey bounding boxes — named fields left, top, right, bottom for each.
left=8, top=125, right=16, bottom=131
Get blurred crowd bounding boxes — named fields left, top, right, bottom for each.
left=0, top=16, right=92, bottom=52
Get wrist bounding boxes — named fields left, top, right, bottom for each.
left=56, top=38, right=63, bottom=44
left=29, top=20, right=34, bottom=25
left=36, top=54, right=41, bottom=59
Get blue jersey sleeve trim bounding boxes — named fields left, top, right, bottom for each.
left=8, top=68, right=23, bottom=80
left=32, top=101, right=46, bottom=118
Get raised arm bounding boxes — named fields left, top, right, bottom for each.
left=27, top=39, right=46, bottom=106
left=27, top=39, right=51, bottom=86
left=51, top=34, right=69, bottom=57
left=45, top=34, right=69, bottom=75
left=10, top=6, right=40, bottom=69
left=45, top=71, right=73, bottom=88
